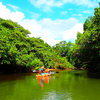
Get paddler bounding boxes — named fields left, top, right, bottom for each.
left=39, top=65, right=44, bottom=75
left=45, top=67, right=51, bottom=76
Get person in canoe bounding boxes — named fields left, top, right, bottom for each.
left=45, top=67, right=51, bottom=76
left=39, top=66, right=46, bottom=77
left=39, top=66, right=43, bottom=74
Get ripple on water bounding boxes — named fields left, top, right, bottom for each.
left=42, top=90, right=72, bottom=100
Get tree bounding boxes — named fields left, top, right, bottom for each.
left=0, top=18, right=74, bottom=74
left=69, top=6, right=100, bottom=71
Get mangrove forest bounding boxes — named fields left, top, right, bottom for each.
left=0, top=5, right=100, bottom=74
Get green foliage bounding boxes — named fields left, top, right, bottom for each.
left=52, top=5, right=100, bottom=72
left=52, top=41, right=74, bottom=61
left=0, top=18, right=74, bottom=73
left=52, top=41, right=74, bottom=69
left=69, top=6, right=100, bottom=71
left=1, top=5, right=100, bottom=73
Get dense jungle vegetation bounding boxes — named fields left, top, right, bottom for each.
left=0, top=18, right=73, bottom=74
left=0, top=6, right=100, bottom=74
left=54, top=6, right=100, bottom=72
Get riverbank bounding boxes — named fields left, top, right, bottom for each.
left=49, top=68, right=73, bottom=71
left=49, top=67, right=87, bottom=71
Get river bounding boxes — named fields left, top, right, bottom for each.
left=0, top=70, right=100, bottom=100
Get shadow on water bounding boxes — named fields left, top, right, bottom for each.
left=87, top=71, right=100, bottom=79
left=67, top=70, right=100, bottom=79
left=0, top=73, right=34, bottom=81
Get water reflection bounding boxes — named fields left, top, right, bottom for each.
left=36, top=76, right=51, bottom=89
left=1, top=71, right=100, bottom=100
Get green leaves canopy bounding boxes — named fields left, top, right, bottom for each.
left=70, top=7, right=100, bottom=71
left=0, top=18, right=73, bottom=73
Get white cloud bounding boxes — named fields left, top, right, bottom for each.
left=78, top=14, right=83, bottom=18
left=38, top=18, right=78, bottom=31
left=63, top=0, right=99, bottom=8
left=29, top=0, right=63, bottom=11
left=72, top=14, right=77, bottom=16
left=7, top=4, right=20, bottom=11
left=30, top=12, right=40, bottom=19
left=54, top=1, right=63, bottom=7
left=72, top=14, right=83, bottom=18
left=41, top=37, right=60, bottom=46
left=0, top=2, right=83, bottom=46
left=19, top=17, right=79, bottom=45
left=29, top=0, right=99, bottom=11
left=62, top=0, right=73, bottom=3
left=69, top=9, right=73, bottom=10
left=63, top=23, right=83, bottom=40
left=73, top=0, right=98, bottom=8
left=61, top=11, right=67, bottom=15
left=82, top=10, right=93, bottom=14
left=0, top=2, right=25, bottom=22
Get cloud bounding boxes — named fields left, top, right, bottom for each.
left=73, top=0, right=98, bottom=8
left=0, top=2, right=25, bottom=22
left=72, top=14, right=83, bottom=18
left=29, top=0, right=99, bottom=11
left=7, top=4, right=20, bottom=11
left=63, top=23, right=83, bottom=40
left=0, top=2, right=83, bottom=46
left=19, top=17, right=79, bottom=45
left=69, top=9, right=73, bottom=10
left=61, top=11, right=67, bottom=15
left=30, top=12, right=40, bottom=19
left=62, top=0, right=73, bottom=3
left=82, top=10, right=93, bottom=14
left=41, top=37, right=60, bottom=46
left=29, top=0, right=63, bottom=11
left=38, top=18, right=78, bottom=30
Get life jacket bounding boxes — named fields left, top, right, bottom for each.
left=39, top=69, right=41, bottom=74
left=45, top=69, right=49, bottom=73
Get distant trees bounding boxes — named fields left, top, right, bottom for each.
left=52, top=41, right=74, bottom=61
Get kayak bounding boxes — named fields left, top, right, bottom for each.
left=36, top=73, right=52, bottom=79
left=36, top=74, right=46, bottom=79
left=36, top=71, right=55, bottom=79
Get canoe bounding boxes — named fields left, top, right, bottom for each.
left=36, top=74, right=47, bottom=79
left=36, top=71, right=55, bottom=79
left=36, top=73, right=52, bottom=79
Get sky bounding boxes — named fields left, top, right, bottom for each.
left=0, top=0, right=99, bottom=46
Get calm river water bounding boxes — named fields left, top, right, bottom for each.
left=0, top=70, right=100, bottom=100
